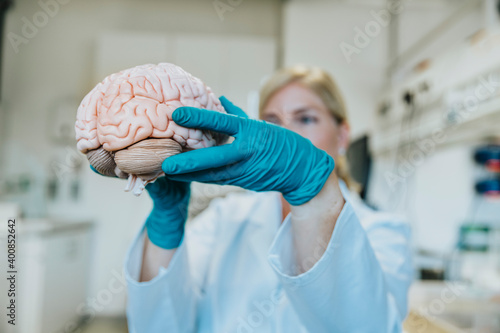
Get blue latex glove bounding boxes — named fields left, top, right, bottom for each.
left=90, top=163, right=190, bottom=249
left=144, top=177, right=190, bottom=249
left=162, top=96, right=335, bottom=206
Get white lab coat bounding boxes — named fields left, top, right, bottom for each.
left=124, top=181, right=413, bottom=333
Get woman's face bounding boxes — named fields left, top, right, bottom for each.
left=261, top=82, right=349, bottom=160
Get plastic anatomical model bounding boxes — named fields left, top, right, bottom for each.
left=75, top=63, right=228, bottom=196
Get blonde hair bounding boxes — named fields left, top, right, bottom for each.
left=259, top=64, right=357, bottom=190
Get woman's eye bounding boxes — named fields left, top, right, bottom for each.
left=299, top=116, right=316, bottom=124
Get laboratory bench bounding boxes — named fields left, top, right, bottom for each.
left=403, top=281, right=500, bottom=333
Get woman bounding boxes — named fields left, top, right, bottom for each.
left=123, top=65, right=413, bottom=332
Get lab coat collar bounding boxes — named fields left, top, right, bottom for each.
left=338, top=178, right=351, bottom=202
left=337, top=179, right=368, bottom=215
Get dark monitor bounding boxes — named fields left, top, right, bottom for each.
left=346, top=135, right=371, bottom=200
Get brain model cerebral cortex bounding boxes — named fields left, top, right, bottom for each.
left=75, top=63, right=228, bottom=196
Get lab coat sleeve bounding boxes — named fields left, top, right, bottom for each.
left=267, top=200, right=413, bottom=333
left=123, top=197, right=224, bottom=333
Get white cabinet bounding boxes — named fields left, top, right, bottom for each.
left=0, top=219, right=93, bottom=333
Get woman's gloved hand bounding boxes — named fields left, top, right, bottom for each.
left=91, top=164, right=190, bottom=249
left=161, top=96, right=335, bottom=206
left=144, top=177, right=191, bottom=249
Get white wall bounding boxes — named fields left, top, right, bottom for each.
left=283, top=0, right=388, bottom=138
left=1, top=0, right=281, bottom=317
left=283, top=0, right=486, bottom=138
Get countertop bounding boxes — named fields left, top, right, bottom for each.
left=403, top=281, right=500, bottom=332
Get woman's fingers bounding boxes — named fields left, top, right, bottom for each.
left=173, top=107, right=242, bottom=136
left=164, top=163, right=244, bottom=184
left=219, top=96, right=249, bottom=119
left=162, top=144, right=245, bottom=175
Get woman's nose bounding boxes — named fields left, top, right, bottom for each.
left=281, top=121, right=293, bottom=132
left=280, top=116, right=294, bottom=130
left=282, top=122, right=304, bottom=137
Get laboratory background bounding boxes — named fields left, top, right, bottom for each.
left=0, top=0, right=499, bottom=332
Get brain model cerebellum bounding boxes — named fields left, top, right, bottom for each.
left=75, top=63, right=228, bottom=196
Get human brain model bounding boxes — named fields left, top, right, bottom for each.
left=75, top=63, right=228, bottom=196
